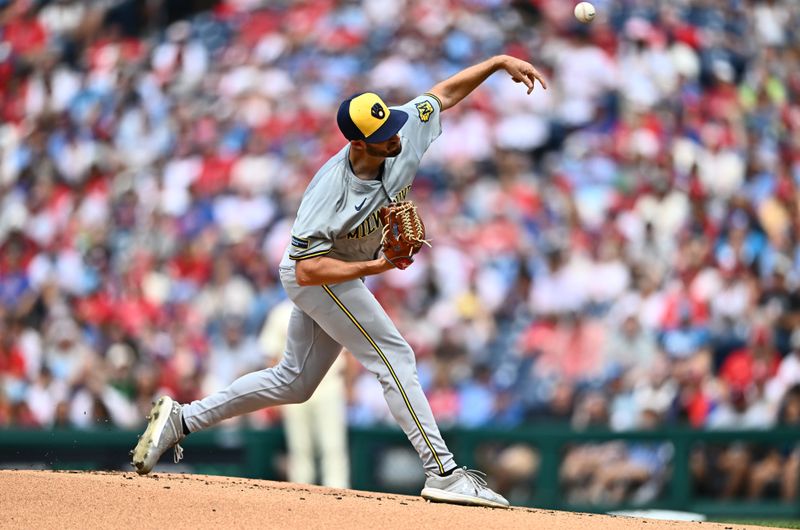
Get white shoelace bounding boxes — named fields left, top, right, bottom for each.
left=458, top=468, right=489, bottom=489
left=173, top=443, right=184, bottom=464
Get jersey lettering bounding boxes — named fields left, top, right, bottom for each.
left=394, top=185, right=410, bottom=202
left=347, top=210, right=381, bottom=239
left=346, top=185, right=412, bottom=240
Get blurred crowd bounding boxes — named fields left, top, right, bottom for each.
left=1, top=0, right=800, bottom=503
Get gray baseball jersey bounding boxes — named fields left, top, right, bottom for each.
left=183, top=93, right=457, bottom=475
left=280, top=93, right=442, bottom=267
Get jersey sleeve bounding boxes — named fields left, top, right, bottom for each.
left=288, top=194, right=334, bottom=261
left=393, top=93, right=443, bottom=158
left=288, top=232, right=331, bottom=261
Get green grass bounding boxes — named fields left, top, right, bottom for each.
left=714, top=520, right=800, bottom=529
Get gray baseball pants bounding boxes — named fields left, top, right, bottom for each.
left=183, top=267, right=456, bottom=475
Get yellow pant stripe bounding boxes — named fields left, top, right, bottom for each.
left=322, top=284, right=444, bottom=474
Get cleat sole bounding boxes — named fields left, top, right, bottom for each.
left=421, top=487, right=509, bottom=509
left=130, top=397, right=175, bottom=475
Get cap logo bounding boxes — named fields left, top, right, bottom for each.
left=348, top=93, right=390, bottom=138
left=371, top=103, right=385, bottom=119
left=339, top=92, right=407, bottom=142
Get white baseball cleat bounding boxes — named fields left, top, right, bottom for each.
left=130, top=396, right=185, bottom=475
left=421, top=467, right=510, bottom=508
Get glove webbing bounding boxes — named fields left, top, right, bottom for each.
left=380, top=202, right=432, bottom=253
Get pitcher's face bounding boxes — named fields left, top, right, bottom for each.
left=364, top=135, right=402, bottom=158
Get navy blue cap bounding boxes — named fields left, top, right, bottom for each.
left=337, top=92, right=408, bottom=143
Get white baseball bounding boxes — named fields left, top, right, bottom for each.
left=574, top=2, right=596, bottom=23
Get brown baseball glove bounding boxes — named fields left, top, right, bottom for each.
left=378, top=201, right=431, bottom=270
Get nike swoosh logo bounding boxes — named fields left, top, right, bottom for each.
left=354, top=198, right=367, bottom=211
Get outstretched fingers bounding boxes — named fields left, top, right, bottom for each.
left=529, top=66, right=548, bottom=92
left=510, top=64, right=548, bottom=94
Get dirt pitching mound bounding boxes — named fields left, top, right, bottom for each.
left=0, top=470, right=785, bottom=529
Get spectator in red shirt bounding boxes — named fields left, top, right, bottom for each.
left=720, top=326, right=781, bottom=392
left=2, top=1, right=48, bottom=59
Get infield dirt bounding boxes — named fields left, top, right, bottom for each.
left=0, top=470, right=791, bottom=529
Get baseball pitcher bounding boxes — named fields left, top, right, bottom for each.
left=131, top=54, right=546, bottom=508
